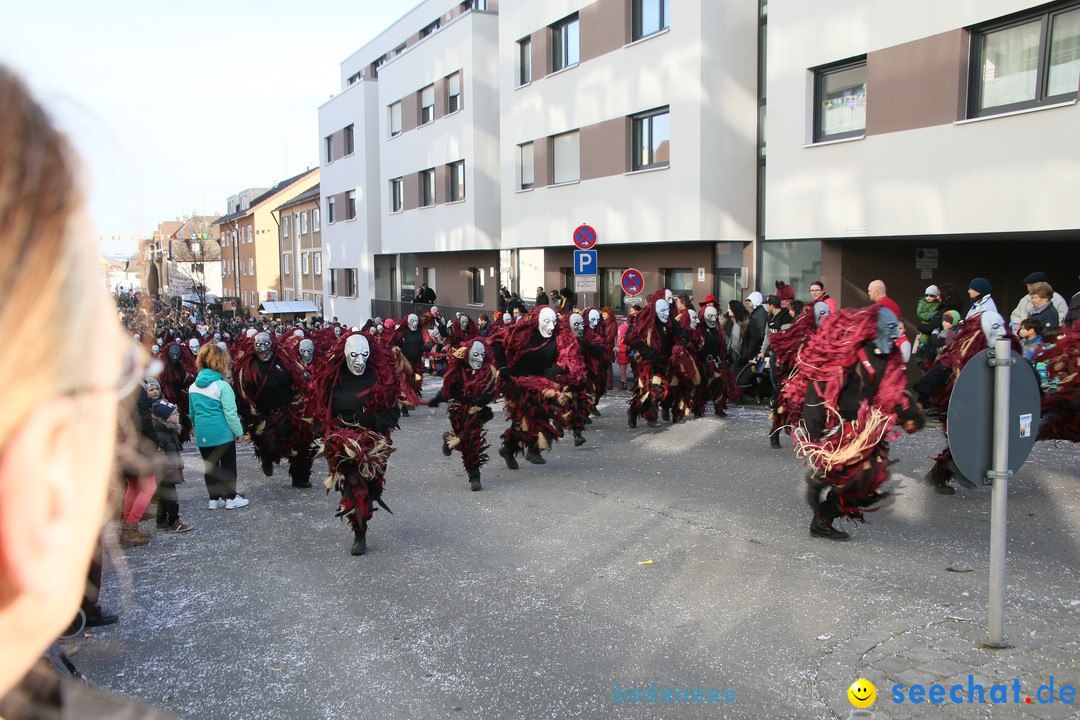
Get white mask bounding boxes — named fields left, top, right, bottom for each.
left=689, top=309, right=699, bottom=330
left=333, top=326, right=343, bottom=337
left=247, top=328, right=258, bottom=338
left=430, top=324, right=443, bottom=342
left=980, top=311, right=1006, bottom=343
left=588, top=309, right=600, bottom=329
left=217, top=341, right=229, bottom=352
left=665, top=289, right=673, bottom=304
left=254, top=332, right=273, bottom=361
left=344, top=334, right=370, bottom=376
left=293, top=329, right=304, bottom=338
left=133, top=334, right=141, bottom=342
left=539, top=307, right=558, bottom=338
left=298, top=339, right=314, bottom=365
left=460, top=315, right=470, bottom=331
left=656, top=299, right=670, bottom=324
left=188, top=338, right=201, bottom=354
left=214, top=333, right=222, bottom=341
left=814, top=302, right=831, bottom=327
left=151, top=344, right=160, bottom=356
left=407, top=314, right=419, bottom=331
left=503, top=314, right=512, bottom=325
left=703, top=306, right=718, bottom=328
left=468, top=340, right=486, bottom=371
left=431, top=306, right=440, bottom=316
left=570, top=312, right=585, bottom=338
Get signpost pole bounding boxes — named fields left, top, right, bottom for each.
left=986, top=337, right=1012, bottom=647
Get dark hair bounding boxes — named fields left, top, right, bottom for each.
left=1020, top=318, right=1044, bottom=333
left=810, top=280, right=824, bottom=291
left=727, top=300, right=749, bottom=322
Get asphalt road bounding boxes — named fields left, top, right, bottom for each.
left=74, top=380, right=1080, bottom=720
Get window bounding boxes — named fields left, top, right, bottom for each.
left=420, top=20, right=439, bottom=38
left=420, top=85, right=435, bottom=125
left=327, top=196, right=336, bottom=223
left=300, top=211, right=308, bottom=235
left=331, top=268, right=357, bottom=297
left=632, top=107, right=670, bottom=170
left=551, top=130, right=580, bottom=184
left=325, top=135, right=334, bottom=163
left=421, top=168, right=436, bottom=206
left=302, top=253, right=309, bottom=275
left=969, top=4, right=1080, bottom=117
left=390, top=177, right=404, bottom=212
left=448, top=160, right=465, bottom=201
left=314, top=253, right=322, bottom=275
left=282, top=216, right=289, bottom=237
left=468, top=267, right=484, bottom=304
left=551, top=14, right=579, bottom=73
left=246, top=226, right=253, bottom=243
left=813, top=57, right=866, bottom=142
left=446, top=71, right=461, bottom=113
left=633, top=0, right=670, bottom=40
left=285, top=291, right=293, bottom=301
left=517, top=142, right=534, bottom=189
left=518, top=37, right=532, bottom=86
left=248, top=258, right=254, bottom=275
left=389, top=102, right=402, bottom=137
left=313, top=208, right=320, bottom=231
left=344, top=124, right=354, bottom=155
left=346, top=190, right=356, bottom=220
left=283, top=254, right=291, bottom=275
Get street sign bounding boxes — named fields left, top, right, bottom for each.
left=574, top=275, right=598, bottom=293
left=574, top=249, right=598, bottom=275
left=916, top=248, right=938, bottom=269
left=948, top=347, right=1041, bottom=483
left=621, top=268, right=644, bottom=296
left=573, top=224, right=598, bottom=250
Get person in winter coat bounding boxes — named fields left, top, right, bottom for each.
left=188, top=343, right=248, bottom=510
left=150, top=398, right=192, bottom=532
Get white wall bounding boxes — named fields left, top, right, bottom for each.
left=766, top=0, right=1080, bottom=240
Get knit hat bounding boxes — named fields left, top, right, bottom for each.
left=145, top=377, right=161, bottom=391
left=924, top=285, right=939, bottom=297
left=747, top=291, right=763, bottom=308
left=943, top=310, right=961, bottom=326
left=151, top=399, right=178, bottom=421
left=969, top=277, right=992, bottom=296
left=1023, top=271, right=1048, bottom=284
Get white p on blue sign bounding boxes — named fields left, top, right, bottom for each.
left=574, top=249, right=597, bottom=275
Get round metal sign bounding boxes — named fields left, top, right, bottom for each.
left=621, top=268, right=644, bottom=296
left=947, top=348, right=1041, bottom=485
left=573, top=224, right=598, bottom=250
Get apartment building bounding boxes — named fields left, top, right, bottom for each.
left=276, top=184, right=325, bottom=314
left=320, top=0, right=499, bottom=323
left=500, top=0, right=759, bottom=310
left=215, top=169, right=319, bottom=315
left=765, top=0, right=1080, bottom=312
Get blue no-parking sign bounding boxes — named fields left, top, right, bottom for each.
left=621, top=268, right=644, bottom=296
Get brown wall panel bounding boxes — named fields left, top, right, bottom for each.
left=403, top=173, right=420, bottom=211
left=580, top=0, right=627, bottom=63
left=867, top=30, right=966, bottom=135
left=402, top=93, right=418, bottom=133
left=434, top=77, right=447, bottom=120
left=581, top=117, right=627, bottom=180
left=534, top=136, right=552, bottom=187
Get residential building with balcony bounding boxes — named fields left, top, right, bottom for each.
left=275, top=184, right=325, bottom=314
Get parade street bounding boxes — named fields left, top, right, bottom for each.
left=78, top=383, right=1080, bottom=720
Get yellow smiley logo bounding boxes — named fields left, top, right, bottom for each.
left=848, top=678, right=876, bottom=708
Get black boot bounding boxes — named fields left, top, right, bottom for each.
left=468, top=470, right=482, bottom=491
left=83, top=604, right=119, bottom=627
left=627, top=408, right=637, bottom=429
left=350, top=526, right=368, bottom=556
left=441, top=432, right=452, bottom=457
left=809, top=516, right=849, bottom=541
left=524, top=445, right=545, bottom=464
left=261, top=457, right=273, bottom=477
left=591, top=407, right=601, bottom=417
left=661, top=407, right=671, bottom=422
left=401, top=404, right=410, bottom=417
left=769, top=429, right=781, bottom=449
left=499, top=443, right=519, bottom=470
left=573, top=430, right=586, bottom=447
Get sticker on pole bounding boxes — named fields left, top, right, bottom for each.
left=573, top=224, right=598, bottom=250
left=621, top=268, right=644, bottom=296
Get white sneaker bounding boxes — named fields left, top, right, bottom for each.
left=208, top=499, right=225, bottom=510
left=224, top=495, right=250, bottom=510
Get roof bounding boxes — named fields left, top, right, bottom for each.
left=275, top=184, right=321, bottom=212
left=258, top=300, right=319, bottom=315
left=214, top=168, right=319, bottom=224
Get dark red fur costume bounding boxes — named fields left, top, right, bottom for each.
left=690, top=313, right=740, bottom=416
left=432, top=339, right=499, bottom=481
left=159, top=341, right=196, bottom=443
left=1037, top=325, right=1080, bottom=442
left=626, top=290, right=678, bottom=425
left=231, top=333, right=317, bottom=486
left=770, top=305, right=825, bottom=435
left=307, top=331, right=400, bottom=550
left=786, top=305, right=923, bottom=527
left=498, top=307, right=584, bottom=459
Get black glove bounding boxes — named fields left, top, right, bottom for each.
left=498, top=367, right=511, bottom=381
left=478, top=406, right=494, bottom=424
left=475, top=392, right=495, bottom=406
left=354, top=411, right=376, bottom=428
left=428, top=395, right=443, bottom=408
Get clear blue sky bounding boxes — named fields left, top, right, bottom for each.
left=0, top=0, right=410, bottom=255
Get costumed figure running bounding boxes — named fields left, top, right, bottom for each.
left=430, top=338, right=499, bottom=491
left=691, top=304, right=740, bottom=418
left=308, top=331, right=400, bottom=556
left=231, top=331, right=317, bottom=488
left=159, top=339, right=197, bottom=443
left=781, top=305, right=924, bottom=540
left=769, top=301, right=832, bottom=447
left=627, top=290, right=679, bottom=428
left=497, top=306, right=583, bottom=468
left=1036, top=324, right=1080, bottom=442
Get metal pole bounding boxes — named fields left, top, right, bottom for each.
left=986, top=336, right=1012, bottom=647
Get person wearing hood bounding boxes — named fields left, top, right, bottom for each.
left=188, top=343, right=248, bottom=510
left=965, top=277, right=997, bottom=319
left=741, top=291, right=768, bottom=364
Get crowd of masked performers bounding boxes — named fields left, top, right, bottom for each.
left=120, top=284, right=1080, bottom=554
